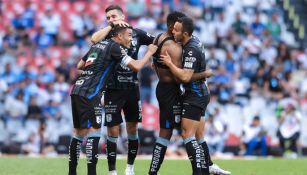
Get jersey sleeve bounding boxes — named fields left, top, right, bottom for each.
left=81, top=51, right=89, bottom=62
left=110, top=43, right=132, bottom=66
left=135, top=28, right=155, bottom=45
left=182, top=47, right=199, bottom=70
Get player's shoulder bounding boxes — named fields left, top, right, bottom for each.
left=133, top=28, right=154, bottom=37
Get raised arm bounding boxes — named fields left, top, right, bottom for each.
left=91, top=26, right=112, bottom=44
left=91, top=20, right=129, bottom=44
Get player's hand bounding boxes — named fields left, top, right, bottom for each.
left=111, top=20, right=130, bottom=27
left=147, top=44, right=158, bottom=54
left=159, top=51, right=172, bottom=66
left=206, top=69, right=214, bottom=77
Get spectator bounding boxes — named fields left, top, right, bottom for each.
left=266, top=13, right=281, bottom=41
left=250, top=13, right=266, bottom=38
left=4, top=91, right=28, bottom=121
left=242, top=116, right=267, bottom=156
left=40, top=9, right=61, bottom=44
left=205, top=111, right=228, bottom=155
left=214, top=13, right=230, bottom=48
left=232, top=12, right=247, bottom=36
left=277, top=103, right=301, bottom=156
left=126, top=0, right=146, bottom=21
left=26, top=96, right=43, bottom=120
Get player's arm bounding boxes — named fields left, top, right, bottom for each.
left=76, top=52, right=89, bottom=70
left=126, top=44, right=157, bottom=72
left=111, top=43, right=157, bottom=72
left=91, top=20, right=129, bottom=44
left=160, top=51, right=194, bottom=83
left=191, top=69, right=213, bottom=81
left=77, top=59, right=85, bottom=70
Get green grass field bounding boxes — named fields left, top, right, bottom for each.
left=0, top=157, right=306, bottom=175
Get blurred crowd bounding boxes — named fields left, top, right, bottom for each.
left=0, top=0, right=306, bottom=157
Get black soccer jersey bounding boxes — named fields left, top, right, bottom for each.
left=107, top=28, right=154, bottom=89
left=70, top=39, right=131, bottom=99
left=182, top=37, right=210, bottom=108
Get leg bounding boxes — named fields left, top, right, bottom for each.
left=126, top=122, right=139, bottom=166
left=182, top=118, right=202, bottom=175
left=195, top=118, right=210, bottom=175
left=107, top=125, right=120, bottom=172
left=104, top=89, right=126, bottom=174
left=149, top=128, right=173, bottom=175
left=260, top=137, right=267, bottom=156
left=86, top=128, right=101, bottom=175
left=123, top=88, right=142, bottom=175
left=69, top=128, right=87, bottom=175
left=246, top=138, right=258, bottom=156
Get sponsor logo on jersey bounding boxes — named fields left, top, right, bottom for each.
left=175, top=115, right=181, bottom=123
left=106, top=114, right=112, bottom=122
left=184, top=62, right=193, bottom=68
left=75, top=79, right=84, bottom=85
left=96, top=116, right=101, bottom=124
left=85, top=52, right=98, bottom=67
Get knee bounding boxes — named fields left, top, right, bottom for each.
left=126, top=123, right=138, bottom=135
left=181, top=129, right=193, bottom=139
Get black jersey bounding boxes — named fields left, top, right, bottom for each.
left=152, top=33, right=174, bottom=69
left=182, top=37, right=209, bottom=108
left=107, top=28, right=154, bottom=90
left=70, top=39, right=131, bottom=99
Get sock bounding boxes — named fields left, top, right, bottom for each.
left=184, top=137, right=202, bottom=175
left=148, top=137, right=169, bottom=175
left=127, top=134, right=139, bottom=165
left=68, top=136, right=83, bottom=175
left=198, top=139, right=213, bottom=166
left=86, top=131, right=100, bottom=175
left=107, top=136, right=118, bottom=171
left=198, top=144, right=209, bottom=175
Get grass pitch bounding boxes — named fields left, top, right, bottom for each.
left=0, top=157, right=306, bottom=175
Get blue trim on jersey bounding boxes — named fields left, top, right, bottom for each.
left=165, top=120, right=170, bottom=129
left=87, top=62, right=114, bottom=99
left=87, top=119, right=91, bottom=128
left=192, top=82, right=202, bottom=97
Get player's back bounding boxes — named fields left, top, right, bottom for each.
left=153, top=33, right=182, bottom=83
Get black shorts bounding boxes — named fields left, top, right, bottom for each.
left=182, top=93, right=210, bottom=121
left=156, top=82, right=182, bottom=129
left=104, top=88, right=141, bottom=127
left=71, top=95, right=103, bottom=129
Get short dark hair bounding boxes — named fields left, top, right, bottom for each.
left=166, top=11, right=186, bottom=28
left=111, top=25, right=133, bottom=37
left=177, top=17, right=194, bottom=36
left=105, top=5, right=123, bottom=14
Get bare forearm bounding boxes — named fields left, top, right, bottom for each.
left=128, top=52, right=152, bottom=72
left=91, top=26, right=112, bottom=44
left=191, top=70, right=212, bottom=81
left=168, top=63, right=192, bottom=83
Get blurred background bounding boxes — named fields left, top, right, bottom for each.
left=0, top=0, right=306, bottom=159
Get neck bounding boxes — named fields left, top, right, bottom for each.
left=182, top=36, right=191, bottom=46
left=112, top=37, right=121, bottom=44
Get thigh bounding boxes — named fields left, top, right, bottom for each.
left=104, top=89, right=126, bottom=127
left=71, top=95, right=102, bottom=129
left=123, top=88, right=142, bottom=123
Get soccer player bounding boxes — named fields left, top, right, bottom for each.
left=148, top=12, right=210, bottom=175
left=149, top=12, right=230, bottom=175
left=91, top=5, right=155, bottom=175
left=68, top=25, right=157, bottom=175
left=159, top=17, right=211, bottom=175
